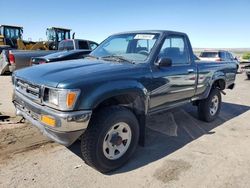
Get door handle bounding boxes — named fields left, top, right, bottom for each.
left=187, top=69, right=194, bottom=73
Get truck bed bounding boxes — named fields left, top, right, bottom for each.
left=0, top=50, right=56, bottom=74
left=10, top=50, right=56, bottom=71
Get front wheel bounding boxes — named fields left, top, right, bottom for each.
left=81, top=106, right=139, bottom=173
left=198, top=88, right=221, bottom=122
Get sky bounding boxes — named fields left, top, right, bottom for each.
left=1, top=0, right=250, bottom=48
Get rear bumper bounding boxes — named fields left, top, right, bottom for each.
left=13, top=90, right=92, bottom=146
left=9, top=64, right=16, bottom=73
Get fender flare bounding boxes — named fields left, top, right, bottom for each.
left=202, top=75, right=226, bottom=99
left=79, top=80, right=149, bottom=114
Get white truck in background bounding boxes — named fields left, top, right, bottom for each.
left=0, top=39, right=98, bottom=75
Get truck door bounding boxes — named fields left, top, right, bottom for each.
left=149, top=35, right=197, bottom=111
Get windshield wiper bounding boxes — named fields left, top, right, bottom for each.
left=85, top=55, right=99, bottom=59
left=101, top=55, right=135, bottom=64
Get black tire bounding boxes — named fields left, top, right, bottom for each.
left=81, top=106, right=139, bottom=173
left=198, top=88, right=221, bottom=122
left=247, top=75, right=250, bottom=80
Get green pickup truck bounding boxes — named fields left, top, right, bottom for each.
left=12, top=30, right=237, bottom=172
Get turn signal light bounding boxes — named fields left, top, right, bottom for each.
left=67, top=92, right=77, bottom=108
left=41, top=115, right=56, bottom=127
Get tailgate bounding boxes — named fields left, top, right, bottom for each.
left=0, top=51, right=9, bottom=74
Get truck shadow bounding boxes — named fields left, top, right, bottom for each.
left=68, top=102, right=250, bottom=174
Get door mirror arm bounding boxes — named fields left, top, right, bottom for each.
left=155, top=57, right=172, bottom=67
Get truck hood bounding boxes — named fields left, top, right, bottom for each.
left=14, top=59, right=140, bottom=88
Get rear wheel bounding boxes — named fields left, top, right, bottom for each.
left=81, top=106, right=139, bottom=173
left=247, top=74, right=250, bottom=80
left=198, top=88, right=221, bottom=122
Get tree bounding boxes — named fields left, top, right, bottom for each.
left=242, top=53, right=250, bottom=60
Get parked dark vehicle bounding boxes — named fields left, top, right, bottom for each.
left=12, top=30, right=237, bottom=173
left=31, top=50, right=92, bottom=65
left=0, top=39, right=98, bottom=75
left=58, top=39, right=98, bottom=51
left=244, top=65, right=250, bottom=79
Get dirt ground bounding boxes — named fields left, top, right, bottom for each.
left=0, top=70, right=250, bottom=188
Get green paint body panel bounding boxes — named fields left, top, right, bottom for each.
left=13, top=30, right=237, bottom=114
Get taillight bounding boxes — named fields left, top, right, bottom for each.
left=39, top=61, right=46, bottom=64
left=9, top=52, right=15, bottom=64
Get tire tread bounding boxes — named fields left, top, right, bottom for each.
left=81, top=106, right=139, bottom=172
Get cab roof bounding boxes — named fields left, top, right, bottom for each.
left=47, top=27, right=71, bottom=31
left=114, top=30, right=187, bottom=36
left=0, top=25, right=23, bottom=29
left=203, top=50, right=228, bottom=52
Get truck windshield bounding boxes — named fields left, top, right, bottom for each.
left=57, top=30, right=70, bottom=41
left=90, top=33, right=159, bottom=63
left=47, top=29, right=56, bottom=41
left=3, top=27, right=22, bottom=39
left=47, top=29, right=70, bottom=42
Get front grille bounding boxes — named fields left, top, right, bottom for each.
left=16, top=79, right=42, bottom=102
left=14, top=100, right=40, bottom=120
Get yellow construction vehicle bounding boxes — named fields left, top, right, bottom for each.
left=0, top=25, right=48, bottom=50
left=17, top=39, right=48, bottom=50
left=46, top=27, right=71, bottom=50
left=0, top=25, right=23, bottom=48
left=0, top=25, right=72, bottom=51
left=18, top=27, right=72, bottom=50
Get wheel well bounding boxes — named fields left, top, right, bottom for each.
left=92, top=93, right=146, bottom=146
left=213, top=79, right=226, bottom=90
left=93, top=93, right=144, bottom=114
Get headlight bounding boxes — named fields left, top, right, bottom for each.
left=43, top=87, right=80, bottom=111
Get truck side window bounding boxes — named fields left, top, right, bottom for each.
left=89, top=42, right=98, bottom=50
left=159, top=36, right=189, bottom=65
left=219, top=52, right=226, bottom=60
left=78, top=41, right=89, bottom=49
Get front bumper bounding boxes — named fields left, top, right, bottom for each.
left=13, top=90, right=92, bottom=146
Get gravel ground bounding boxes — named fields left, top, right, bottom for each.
left=0, top=70, right=250, bottom=188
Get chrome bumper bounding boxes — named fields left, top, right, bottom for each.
left=9, top=64, right=16, bottom=73
left=13, top=90, right=92, bottom=146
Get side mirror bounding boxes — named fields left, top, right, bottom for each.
left=156, top=57, right=172, bottom=67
